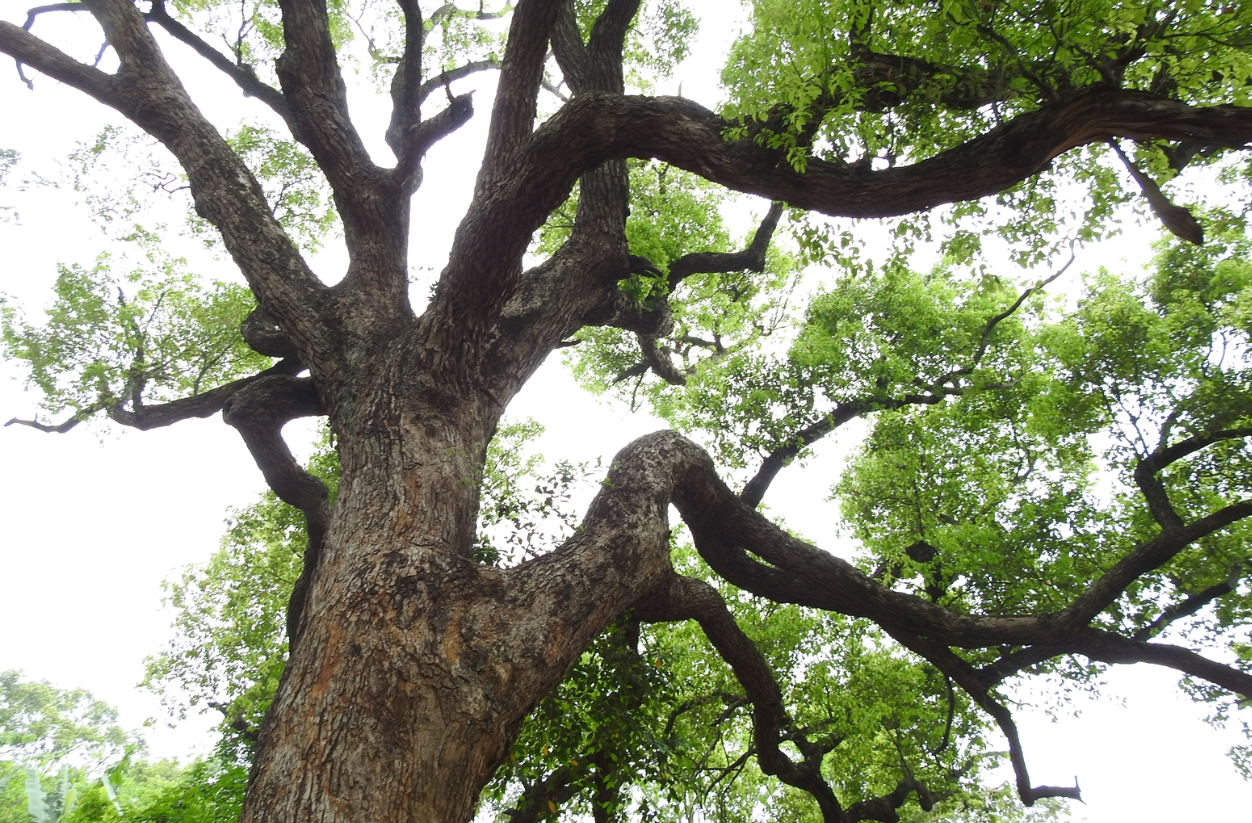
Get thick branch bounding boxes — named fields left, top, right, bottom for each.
left=385, top=0, right=425, bottom=156
left=220, top=374, right=329, bottom=647
left=634, top=573, right=843, bottom=823
left=144, top=0, right=294, bottom=130
left=478, top=0, right=561, bottom=176
left=5, top=359, right=305, bottom=434
left=437, top=88, right=1252, bottom=375
left=668, top=201, right=784, bottom=287
left=274, top=0, right=378, bottom=190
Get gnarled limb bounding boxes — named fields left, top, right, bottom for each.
left=144, top=0, right=293, bottom=131
left=5, top=358, right=305, bottom=434
left=667, top=201, right=784, bottom=288
left=220, top=374, right=328, bottom=646
left=634, top=572, right=844, bottom=823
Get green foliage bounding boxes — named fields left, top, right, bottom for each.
left=718, top=0, right=1252, bottom=273
left=0, top=672, right=131, bottom=771
left=558, top=162, right=802, bottom=422
left=0, top=240, right=269, bottom=425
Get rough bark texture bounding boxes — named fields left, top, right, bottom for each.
left=4, top=1, right=1252, bottom=821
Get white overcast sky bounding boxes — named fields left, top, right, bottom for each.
left=1, top=1, right=1250, bottom=820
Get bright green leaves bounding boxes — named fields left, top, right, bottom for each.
left=834, top=226, right=1252, bottom=642
left=0, top=673, right=132, bottom=772
left=716, top=1, right=1252, bottom=275
left=559, top=162, right=801, bottom=442
left=0, top=245, right=268, bottom=425
left=144, top=486, right=308, bottom=759
left=218, top=126, right=338, bottom=253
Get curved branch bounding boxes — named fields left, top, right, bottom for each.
left=741, top=406, right=862, bottom=508
left=392, top=90, right=476, bottom=193
left=5, top=359, right=305, bottom=434
left=887, top=631, right=1081, bottom=807
left=1134, top=426, right=1252, bottom=531
left=436, top=88, right=1252, bottom=371
left=633, top=572, right=843, bottom=823
left=144, top=0, right=293, bottom=130
left=241, top=307, right=302, bottom=359
left=667, top=201, right=784, bottom=288
left=220, top=373, right=329, bottom=648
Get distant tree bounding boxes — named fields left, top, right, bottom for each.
left=0, top=672, right=131, bottom=771
left=2, top=2, right=1251, bottom=822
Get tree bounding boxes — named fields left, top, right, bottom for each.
left=1, top=1, right=1250, bottom=822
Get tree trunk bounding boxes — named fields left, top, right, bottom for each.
left=237, top=378, right=684, bottom=822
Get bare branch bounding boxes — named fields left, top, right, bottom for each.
left=416, top=59, right=499, bottom=106
left=667, top=201, right=784, bottom=288
left=1108, top=139, right=1204, bottom=244
left=1133, top=563, right=1249, bottom=641
left=144, top=0, right=293, bottom=130
left=6, top=359, right=306, bottom=434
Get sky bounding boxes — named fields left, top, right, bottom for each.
left=1, top=1, right=1251, bottom=820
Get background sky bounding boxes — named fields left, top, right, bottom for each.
left=1, top=1, right=1251, bottom=819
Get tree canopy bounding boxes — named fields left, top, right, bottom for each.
left=1, top=1, right=1251, bottom=822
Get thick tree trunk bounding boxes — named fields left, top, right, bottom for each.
left=236, top=381, right=685, bottom=822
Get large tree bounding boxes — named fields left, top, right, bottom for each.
left=2, top=1, right=1251, bottom=821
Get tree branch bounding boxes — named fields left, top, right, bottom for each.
left=667, top=201, right=784, bottom=288
left=144, top=0, right=294, bottom=130
left=4, top=359, right=305, bottom=434
left=1060, top=498, right=1252, bottom=628
left=1108, top=139, right=1204, bottom=244
left=220, top=373, right=329, bottom=647
left=633, top=572, right=844, bottom=823
left=385, top=0, right=425, bottom=156
left=416, top=59, right=499, bottom=106
left=1133, top=563, right=1249, bottom=641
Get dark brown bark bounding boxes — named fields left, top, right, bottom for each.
left=5, top=2, right=1252, bottom=821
